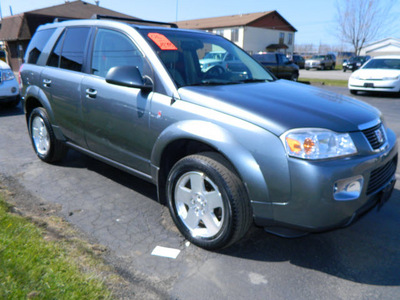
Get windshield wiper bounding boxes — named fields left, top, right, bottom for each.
left=237, top=78, right=269, bottom=83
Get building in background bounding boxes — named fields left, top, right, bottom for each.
left=360, top=38, right=400, bottom=57
left=0, top=0, right=136, bottom=71
left=177, top=11, right=297, bottom=56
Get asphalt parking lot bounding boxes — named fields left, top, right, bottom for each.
left=1, top=86, right=400, bottom=299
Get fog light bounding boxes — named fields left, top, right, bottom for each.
left=333, top=175, right=364, bottom=201
left=11, top=87, right=17, bottom=93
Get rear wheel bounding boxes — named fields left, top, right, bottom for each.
left=166, top=153, right=252, bottom=250
left=29, top=107, right=67, bottom=163
left=290, top=73, right=299, bottom=82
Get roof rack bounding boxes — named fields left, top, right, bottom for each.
left=91, top=14, right=178, bottom=28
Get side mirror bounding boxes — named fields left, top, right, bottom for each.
left=106, top=65, right=152, bottom=92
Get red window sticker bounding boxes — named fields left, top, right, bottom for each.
left=148, top=33, right=178, bottom=50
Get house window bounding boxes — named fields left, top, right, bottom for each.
left=215, top=29, right=224, bottom=36
left=231, top=28, right=239, bottom=43
left=288, top=33, right=293, bottom=45
left=279, top=32, right=284, bottom=44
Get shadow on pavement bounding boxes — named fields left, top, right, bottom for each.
left=0, top=103, right=24, bottom=117
left=219, top=188, right=400, bottom=286
left=58, top=149, right=158, bottom=202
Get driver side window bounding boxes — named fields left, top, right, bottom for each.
left=91, top=29, right=145, bottom=78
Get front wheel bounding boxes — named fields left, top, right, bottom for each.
left=290, top=73, right=299, bottom=82
left=166, top=153, right=252, bottom=250
left=29, top=107, right=67, bottom=163
left=350, top=90, right=358, bottom=95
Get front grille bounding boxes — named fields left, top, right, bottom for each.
left=367, top=155, right=397, bottom=195
left=362, top=123, right=386, bottom=150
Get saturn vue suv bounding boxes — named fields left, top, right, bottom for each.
left=19, top=16, right=398, bottom=250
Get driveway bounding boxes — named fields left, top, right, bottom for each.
left=1, top=86, right=399, bottom=299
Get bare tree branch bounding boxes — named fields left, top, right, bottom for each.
left=335, top=0, right=396, bottom=55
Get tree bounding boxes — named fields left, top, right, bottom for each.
left=335, top=0, right=396, bottom=55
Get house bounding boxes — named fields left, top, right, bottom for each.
left=0, top=0, right=137, bottom=71
left=176, top=11, right=297, bottom=56
left=360, top=38, right=400, bottom=57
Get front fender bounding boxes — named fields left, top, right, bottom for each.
left=150, top=120, right=270, bottom=205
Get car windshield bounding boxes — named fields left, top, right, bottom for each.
left=311, top=55, right=326, bottom=59
left=350, top=56, right=367, bottom=63
left=363, top=58, right=400, bottom=70
left=138, top=28, right=274, bottom=87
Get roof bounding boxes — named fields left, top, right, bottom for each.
left=176, top=11, right=297, bottom=32
left=0, top=0, right=137, bottom=41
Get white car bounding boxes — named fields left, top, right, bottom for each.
left=348, top=55, right=400, bottom=94
left=0, top=60, right=20, bottom=107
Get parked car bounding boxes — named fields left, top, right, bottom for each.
left=342, top=59, right=349, bottom=69
left=305, top=54, right=336, bottom=70
left=348, top=55, right=400, bottom=94
left=252, top=53, right=299, bottom=81
left=0, top=60, right=20, bottom=108
left=20, top=17, right=398, bottom=250
left=199, top=50, right=240, bottom=72
left=343, top=55, right=371, bottom=72
left=292, top=54, right=305, bottom=69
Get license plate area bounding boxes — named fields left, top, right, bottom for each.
left=364, top=82, right=374, bottom=87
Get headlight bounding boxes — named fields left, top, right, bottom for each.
left=2, top=69, right=15, bottom=81
left=350, top=73, right=360, bottom=80
left=382, top=76, right=399, bottom=80
left=281, top=128, right=357, bottom=160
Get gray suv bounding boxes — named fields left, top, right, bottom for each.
left=20, top=16, right=397, bottom=250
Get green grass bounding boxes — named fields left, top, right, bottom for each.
left=0, top=193, right=113, bottom=299
left=299, top=78, right=348, bottom=87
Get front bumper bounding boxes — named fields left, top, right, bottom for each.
left=0, top=79, right=20, bottom=103
left=349, top=78, right=400, bottom=92
left=253, top=128, right=398, bottom=232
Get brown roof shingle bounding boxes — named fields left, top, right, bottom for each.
left=0, top=0, right=137, bottom=41
left=176, top=10, right=297, bottom=32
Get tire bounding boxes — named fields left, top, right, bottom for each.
left=320, top=65, right=325, bottom=70
left=290, top=73, right=299, bottom=82
left=305, top=68, right=310, bottom=70
left=28, top=107, right=67, bottom=163
left=350, top=90, right=358, bottom=95
left=330, top=64, right=335, bottom=70
left=166, top=153, right=252, bottom=250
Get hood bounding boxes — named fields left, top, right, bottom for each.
left=353, top=68, right=400, bottom=80
left=178, top=80, right=380, bottom=136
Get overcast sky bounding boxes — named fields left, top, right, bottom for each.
left=1, top=0, right=400, bottom=47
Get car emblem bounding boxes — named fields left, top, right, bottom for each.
left=375, top=128, right=384, bottom=144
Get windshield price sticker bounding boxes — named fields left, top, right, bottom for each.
left=148, top=33, right=178, bottom=50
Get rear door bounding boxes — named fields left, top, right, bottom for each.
left=81, top=28, right=154, bottom=174
left=40, top=26, right=91, bottom=146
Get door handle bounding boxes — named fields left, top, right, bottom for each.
left=85, top=88, right=97, bottom=99
left=42, top=78, right=51, bottom=87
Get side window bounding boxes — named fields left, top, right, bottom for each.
left=47, top=27, right=90, bottom=72
left=91, top=29, right=144, bottom=78
left=47, top=31, right=65, bottom=68
left=25, top=28, right=56, bottom=64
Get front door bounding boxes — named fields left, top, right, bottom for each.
left=81, top=28, right=154, bottom=174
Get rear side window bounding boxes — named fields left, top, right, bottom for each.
left=25, top=28, right=56, bottom=64
left=47, top=27, right=90, bottom=72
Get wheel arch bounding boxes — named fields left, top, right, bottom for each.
left=151, top=120, right=269, bottom=206
left=23, top=85, right=65, bottom=141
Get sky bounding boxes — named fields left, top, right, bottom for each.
left=1, top=0, right=400, bottom=47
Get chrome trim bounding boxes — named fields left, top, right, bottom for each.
left=358, top=118, right=380, bottom=131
